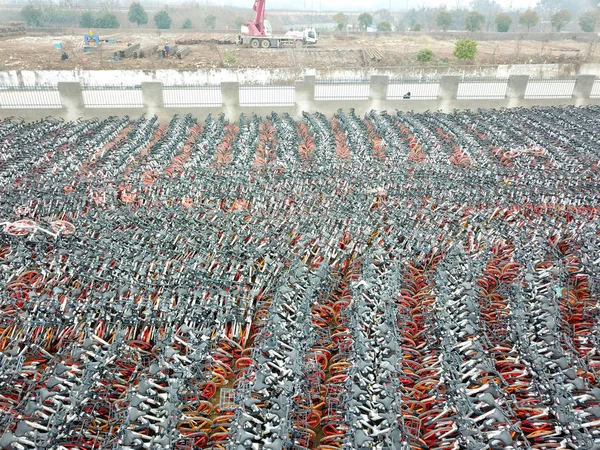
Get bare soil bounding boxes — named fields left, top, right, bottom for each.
left=0, top=32, right=597, bottom=72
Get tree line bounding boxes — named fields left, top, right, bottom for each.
left=332, top=5, right=599, bottom=33
left=20, top=2, right=221, bottom=30
left=19, top=1, right=599, bottom=33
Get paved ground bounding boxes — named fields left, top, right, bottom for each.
left=0, top=32, right=597, bottom=71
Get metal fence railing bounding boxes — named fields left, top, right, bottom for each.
left=315, top=78, right=370, bottom=100
left=82, top=85, right=144, bottom=108
left=457, top=78, right=509, bottom=99
left=591, top=79, right=600, bottom=99
left=0, top=85, right=62, bottom=109
left=4, top=77, right=600, bottom=111
left=162, top=85, right=222, bottom=107
left=239, top=85, right=295, bottom=107
left=387, top=79, right=440, bottom=100
left=524, top=79, right=576, bottom=99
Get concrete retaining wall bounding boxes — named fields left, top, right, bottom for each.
left=1, top=74, right=599, bottom=122
left=2, top=64, right=600, bottom=86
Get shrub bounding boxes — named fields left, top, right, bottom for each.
left=223, top=52, right=237, bottom=67
left=416, top=49, right=434, bottom=63
left=454, top=38, right=477, bottom=60
left=377, top=21, right=392, bottom=32
left=182, top=18, right=192, bottom=29
left=411, top=22, right=422, bottom=31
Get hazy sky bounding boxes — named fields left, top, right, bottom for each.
left=217, top=0, right=525, bottom=11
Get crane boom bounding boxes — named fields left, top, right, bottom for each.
left=245, top=0, right=267, bottom=36
left=253, top=0, right=266, bottom=35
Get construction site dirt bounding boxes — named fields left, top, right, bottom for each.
left=0, top=31, right=598, bottom=72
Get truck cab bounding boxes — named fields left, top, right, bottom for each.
left=304, top=27, right=318, bottom=44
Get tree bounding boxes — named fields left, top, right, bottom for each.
left=154, top=10, right=172, bottom=29
left=411, top=22, right=422, bottom=31
left=494, top=12, right=512, bottom=32
left=235, top=17, right=245, bottom=29
left=375, top=9, right=391, bottom=21
left=204, top=14, right=216, bottom=30
left=377, top=21, right=392, bottom=32
left=358, top=13, right=373, bottom=30
left=417, top=49, right=434, bottom=63
left=80, top=11, right=95, bottom=28
left=551, top=9, right=572, bottom=31
left=519, top=9, right=539, bottom=32
left=454, top=38, right=478, bottom=60
left=465, top=11, right=486, bottom=31
left=579, top=10, right=599, bottom=32
left=333, top=12, right=347, bottom=31
left=436, top=10, right=453, bottom=31
left=94, top=12, right=119, bottom=28
left=128, top=2, right=148, bottom=27
left=470, top=0, right=501, bottom=31
left=21, top=5, right=42, bottom=27
left=182, top=18, right=192, bottom=29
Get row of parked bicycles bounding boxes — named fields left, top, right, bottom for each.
left=1, top=106, right=600, bottom=449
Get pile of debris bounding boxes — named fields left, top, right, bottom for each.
left=0, top=22, right=25, bottom=39
left=362, top=46, right=385, bottom=64
left=114, top=43, right=190, bottom=60
left=175, top=34, right=236, bottom=45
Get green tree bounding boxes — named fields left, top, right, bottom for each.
left=182, top=18, right=192, bottom=29
left=128, top=2, right=148, bottom=26
left=579, top=10, right=599, bottom=32
left=358, top=13, right=373, bottom=30
left=204, top=14, right=216, bottom=30
left=154, top=10, right=172, bottom=29
left=21, top=5, right=42, bottom=27
left=333, top=12, right=347, bottom=31
left=454, top=38, right=478, bottom=60
left=80, top=11, right=95, bottom=28
left=411, top=22, right=422, bottom=31
left=436, top=10, right=453, bottom=31
left=494, top=12, right=512, bottom=32
left=417, top=49, right=434, bottom=63
left=235, top=17, right=245, bottom=29
left=377, top=21, right=392, bottom=32
left=94, top=12, right=119, bottom=28
left=519, top=9, right=539, bottom=32
left=465, top=11, right=485, bottom=31
left=551, top=9, right=572, bottom=32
